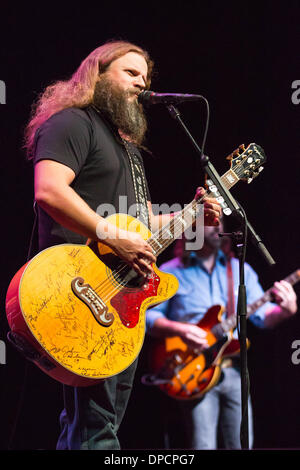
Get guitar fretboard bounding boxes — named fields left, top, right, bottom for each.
left=220, top=269, right=300, bottom=333
left=147, top=168, right=239, bottom=257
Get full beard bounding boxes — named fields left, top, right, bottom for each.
left=93, top=76, right=148, bottom=146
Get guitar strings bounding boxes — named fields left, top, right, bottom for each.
left=92, top=196, right=201, bottom=292
left=94, top=218, right=187, bottom=303
left=92, top=197, right=206, bottom=303
left=92, top=188, right=221, bottom=302
left=90, top=157, right=253, bottom=303
left=91, top=203, right=198, bottom=304
left=91, top=156, right=251, bottom=296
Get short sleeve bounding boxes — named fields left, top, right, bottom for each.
left=146, top=298, right=171, bottom=333
left=33, top=108, right=93, bottom=175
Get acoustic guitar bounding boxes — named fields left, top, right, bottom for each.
left=6, top=143, right=265, bottom=386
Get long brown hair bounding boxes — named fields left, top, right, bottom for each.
left=24, top=40, right=154, bottom=159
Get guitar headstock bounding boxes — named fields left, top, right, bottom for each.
left=226, top=143, right=266, bottom=183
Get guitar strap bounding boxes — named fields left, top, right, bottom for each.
left=90, top=104, right=150, bottom=229
left=226, top=256, right=235, bottom=318
left=122, top=139, right=151, bottom=230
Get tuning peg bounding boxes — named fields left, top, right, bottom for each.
left=239, top=144, right=246, bottom=152
left=258, top=166, right=264, bottom=172
left=247, top=177, right=253, bottom=184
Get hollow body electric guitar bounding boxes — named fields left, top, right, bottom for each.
left=146, top=269, right=300, bottom=400
left=6, top=144, right=265, bottom=386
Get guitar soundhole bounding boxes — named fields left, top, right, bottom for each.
left=98, top=252, right=145, bottom=289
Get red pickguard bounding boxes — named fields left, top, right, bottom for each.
left=110, top=273, right=160, bottom=328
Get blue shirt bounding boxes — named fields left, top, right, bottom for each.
left=146, top=250, right=274, bottom=333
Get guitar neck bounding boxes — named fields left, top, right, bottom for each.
left=147, top=142, right=266, bottom=257
left=246, top=269, right=300, bottom=316
left=147, top=168, right=239, bottom=257
left=222, top=269, right=300, bottom=332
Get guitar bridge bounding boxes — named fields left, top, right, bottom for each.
left=71, top=277, right=114, bottom=327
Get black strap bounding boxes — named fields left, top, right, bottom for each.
left=90, top=105, right=150, bottom=229
left=122, top=139, right=150, bottom=229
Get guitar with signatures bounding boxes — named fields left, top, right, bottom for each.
left=6, top=143, right=266, bottom=386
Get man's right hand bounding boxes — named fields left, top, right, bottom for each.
left=176, top=322, right=208, bottom=352
left=105, top=228, right=156, bottom=278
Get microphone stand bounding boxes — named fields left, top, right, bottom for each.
left=166, top=104, right=275, bottom=449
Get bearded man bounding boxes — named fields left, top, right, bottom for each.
left=24, top=40, right=221, bottom=450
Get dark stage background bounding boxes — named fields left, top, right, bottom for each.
left=0, top=2, right=299, bottom=450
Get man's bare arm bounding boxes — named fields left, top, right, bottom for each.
left=34, top=159, right=156, bottom=276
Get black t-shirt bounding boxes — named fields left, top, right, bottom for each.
left=33, top=106, right=151, bottom=250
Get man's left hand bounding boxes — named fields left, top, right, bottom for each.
left=272, top=280, right=298, bottom=316
left=195, top=187, right=222, bottom=226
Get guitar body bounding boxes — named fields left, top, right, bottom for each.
left=149, top=305, right=245, bottom=400
left=6, top=213, right=179, bottom=386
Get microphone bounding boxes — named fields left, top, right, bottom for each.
left=138, top=90, right=202, bottom=106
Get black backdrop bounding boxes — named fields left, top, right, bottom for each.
left=0, top=1, right=299, bottom=450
